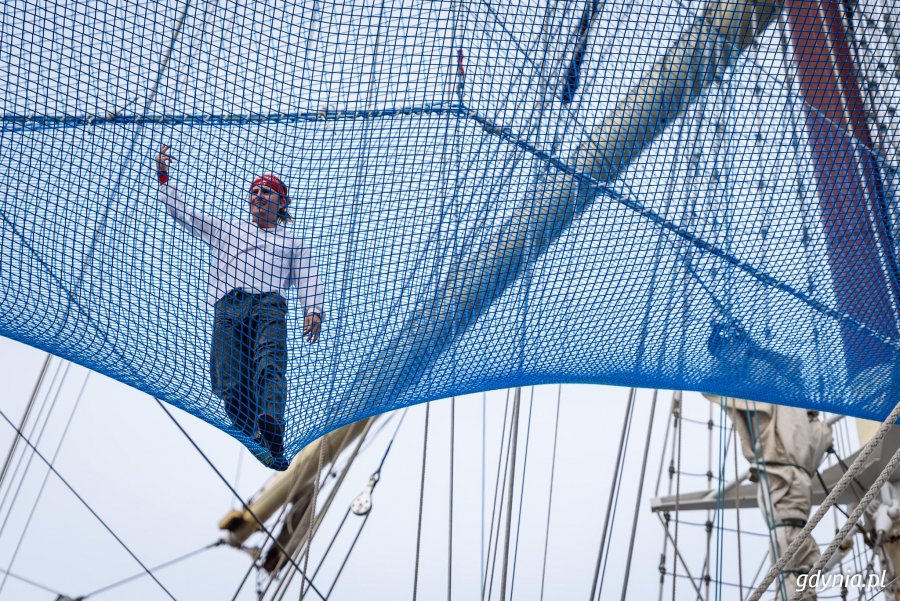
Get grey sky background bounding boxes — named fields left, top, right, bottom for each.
left=0, top=334, right=862, bottom=600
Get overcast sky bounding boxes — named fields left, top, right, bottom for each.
left=0, top=333, right=866, bottom=600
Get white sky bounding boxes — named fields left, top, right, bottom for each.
left=0, top=334, right=863, bottom=600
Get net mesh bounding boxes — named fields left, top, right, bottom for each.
left=2, top=0, right=899, bottom=467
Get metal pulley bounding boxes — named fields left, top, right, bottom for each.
left=351, top=473, right=380, bottom=516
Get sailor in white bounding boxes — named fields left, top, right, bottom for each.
left=155, top=144, right=322, bottom=468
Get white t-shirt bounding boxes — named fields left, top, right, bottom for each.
left=159, top=182, right=324, bottom=316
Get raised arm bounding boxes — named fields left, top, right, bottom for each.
left=294, top=241, right=325, bottom=343
left=155, top=144, right=226, bottom=245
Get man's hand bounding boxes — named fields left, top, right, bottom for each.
left=304, top=312, right=322, bottom=343
left=155, top=144, right=173, bottom=182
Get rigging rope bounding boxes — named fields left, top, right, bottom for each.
left=654, top=513, right=704, bottom=598
left=0, top=567, right=64, bottom=597
left=0, top=405, right=178, bottom=601
left=252, top=417, right=377, bottom=600
left=590, top=387, right=636, bottom=600
left=538, top=385, right=562, bottom=601
left=0, top=357, right=67, bottom=551
left=81, top=541, right=222, bottom=599
left=412, top=402, right=431, bottom=601
left=731, top=423, right=744, bottom=598
left=154, top=399, right=326, bottom=601
left=0, top=354, right=50, bottom=500
left=749, top=398, right=900, bottom=601
left=278, top=415, right=389, bottom=600
left=509, top=387, right=535, bottom=600
left=299, top=435, right=327, bottom=601
left=229, top=558, right=257, bottom=601
left=788, top=442, right=900, bottom=601
left=0, top=368, right=88, bottom=597
left=712, top=397, right=729, bottom=601
left=621, top=389, right=658, bottom=601
left=498, top=387, right=522, bottom=601
left=483, top=389, right=513, bottom=601
left=448, top=397, right=455, bottom=601
left=672, top=391, right=682, bottom=601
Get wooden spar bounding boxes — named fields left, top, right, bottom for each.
left=577, top=0, right=782, bottom=181
left=342, top=0, right=786, bottom=412
left=782, top=0, right=898, bottom=381
left=218, top=418, right=374, bottom=548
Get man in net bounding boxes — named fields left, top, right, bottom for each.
left=155, top=144, right=323, bottom=469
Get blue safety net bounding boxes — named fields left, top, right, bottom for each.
left=2, top=0, right=900, bottom=467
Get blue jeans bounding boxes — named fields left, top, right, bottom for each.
left=211, top=290, right=288, bottom=438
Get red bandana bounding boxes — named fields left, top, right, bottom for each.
left=250, top=174, right=288, bottom=199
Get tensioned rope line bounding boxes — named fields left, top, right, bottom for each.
left=298, top=435, right=327, bottom=601
left=483, top=389, right=514, bottom=601
left=787, top=438, right=900, bottom=601
left=260, top=417, right=378, bottom=600
left=284, top=412, right=380, bottom=598
left=508, top=388, right=535, bottom=600
left=828, top=449, right=870, bottom=501
left=653, top=394, right=681, bottom=601
left=448, top=397, right=456, bottom=601
left=154, top=406, right=317, bottom=601
left=481, top=393, right=487, bottom=595
left=743, top=543, right=771, bottom=596
left=228, top=557, right=256, bottom=601
left=154, top=399, right=326, bottom=601
left=267, top=416, right=384, bottom=597
left=731, top=423, right=744, bottom=597
left=814, top=470, right=853, bottom=520
left=323, top=516, right=371, bottom=600
left=0, top=354, right=51, bottom=497
left=82, top=541, right=223, bottom=599
left=590, top=387, right=636, bottom=600
left=311, top=416, right=404, bottom=600
left=0, top=357, right=67, bottom=550
left=0, top=406, right=178, bottom=601
left=653, top=512, right=704, bottom=599
left=672, top=392, right=683, bottom=601
left=249, top=419, right=369, bottom=597
left=412, top=402, right=431, bottom=601
left=748, top=397, right=900, bottom=601
left=0, top=566, right=65, bottom=597
left=81, top=0, right=196, bottom=305
left=862, top=572, right=900, bottom=601
left=538, top=385, right=562, bottom=601
left=0, top=369, right=89, bottom=597
left=139, top=0, right=194, bottom=120
left=266, top=409, right=408, bottom=596
left=621, top=389, right=658, bottom=601
left=498, top=387, right=522, bottom=601
left=713, top=397, right=731, bottom=601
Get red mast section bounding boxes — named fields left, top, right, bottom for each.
left=785, top=0, right=898, bottom=380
